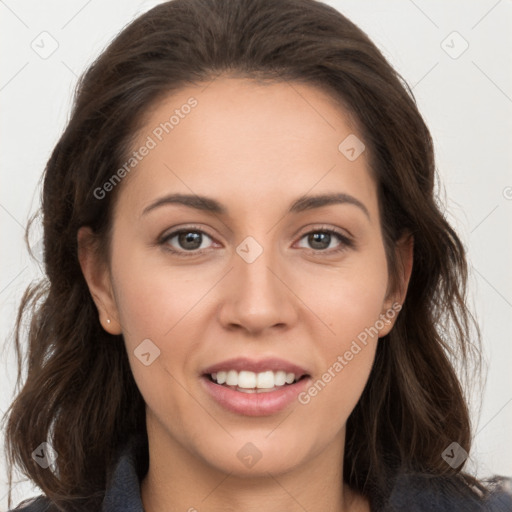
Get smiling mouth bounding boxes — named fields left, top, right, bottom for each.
left=205, top=370, right=310, bottom=393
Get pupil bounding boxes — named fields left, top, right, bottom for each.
left=309, top=232, right=330, bottom=250
left=179, top=232, right=201, bottom=250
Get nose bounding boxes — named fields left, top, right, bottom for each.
left=217, top=240, right=298, bottom=336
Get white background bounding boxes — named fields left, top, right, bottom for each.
left=1, top=0, right=511, bottom=509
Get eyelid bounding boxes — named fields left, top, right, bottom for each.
left=159, top=224, right=215, bottom=240
left=295, top=223, right=353, bottom=241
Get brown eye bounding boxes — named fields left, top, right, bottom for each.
left=176, top=231, right=203, bottom=250
left=296, top=229, right=354, bottom=254
left=160, top=229, right=214, bottom=254
left=307, top=232, right=332, bottom=250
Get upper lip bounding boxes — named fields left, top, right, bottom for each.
left=202, top=357, right=310, bottom=379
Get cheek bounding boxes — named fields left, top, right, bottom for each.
left=296, top=246, right=388, bottom=411
left=301, top=243, right=389, bottom=338
left=109, top=235, right=213, bottom=393
left=110, top=237, right=204, bottom=344
left=297, top=291, right=382, bottom=434
left=110, top=247, right=198, bottom=415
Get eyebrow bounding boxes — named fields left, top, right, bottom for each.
left=141, top=192, right=370, bottom=220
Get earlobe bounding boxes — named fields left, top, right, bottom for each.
left=93, top=293, right=122, bottom=335
left=77, top=227, right=122, bottom=335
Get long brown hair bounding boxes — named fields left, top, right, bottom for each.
left=3, top=0, right=486, bottom=510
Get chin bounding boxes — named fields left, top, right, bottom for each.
left=194, top=434, right=311, bottom=477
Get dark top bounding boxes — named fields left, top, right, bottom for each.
left=9, top=433, right=512, bottom=511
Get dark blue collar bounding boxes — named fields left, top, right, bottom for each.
left=101, top=434, right=148, bottom=512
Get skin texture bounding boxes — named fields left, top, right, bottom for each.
left=78, top=77, right=413, bottom=512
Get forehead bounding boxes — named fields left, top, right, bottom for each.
left=114, top=77, right=378, bottom=221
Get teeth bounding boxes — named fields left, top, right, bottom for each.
left=226, top=370, right=238, bottom=386
left=239, top=370, right=258, bottom=388
left=274, top=371, right=286, bottom=386
left=210, top=370, right=300, bottom=389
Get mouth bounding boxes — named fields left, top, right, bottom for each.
left=205, top=370, right=310, bottom=393
left=200, top=357, right=312, bottom=416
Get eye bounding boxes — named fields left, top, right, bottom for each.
left=158, top=225, right=354, bottom=257
left=159, top=227, right=216, bottom=255
left=296, top=228, right=353, bottom=254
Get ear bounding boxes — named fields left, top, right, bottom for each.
left=378, top=231, right=414, bottom=337
left=77, top=226, right=122, bottom=335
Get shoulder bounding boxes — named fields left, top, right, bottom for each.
left=483, top=477, right=512, bottom=511
left=7, top=433, right=148, bottom=512
left=6, top=495, right=56, bottom=512
left=383, top=472, right=512, bottom=512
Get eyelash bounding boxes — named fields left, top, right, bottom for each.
left=158, top=224, right=354, bottom=258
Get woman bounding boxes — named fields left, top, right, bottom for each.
left=3, top=0, right=511, bottom=510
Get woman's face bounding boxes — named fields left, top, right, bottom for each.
left=82, top=77, right=410, bottom=476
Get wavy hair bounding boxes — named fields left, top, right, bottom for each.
left=3, top=0, right=487, bottom=510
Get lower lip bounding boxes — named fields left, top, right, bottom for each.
left=201, top=375, right=311, bottom=416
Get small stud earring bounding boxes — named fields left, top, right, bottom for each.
left=106, top=318, right=111, bottom=324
